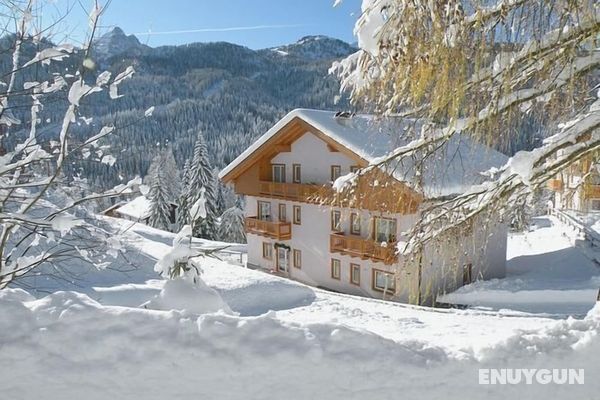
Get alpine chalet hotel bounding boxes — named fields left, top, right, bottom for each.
left=219, top=109, right=508, bottom=305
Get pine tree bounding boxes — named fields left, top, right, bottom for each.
left=185, top=132, right=218, bottom=239
left=218, top=197, right=246, bottom=243
left=147, top=156, right=172, bottom=231
left=161, top=147, right=182, bottom=201
left=214, top=176, right=226, bottom=216
left=177, top=158, right=192, bottom=227
left=146, top=147, right=181, bottom=202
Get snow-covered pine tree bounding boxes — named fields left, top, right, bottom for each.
left=185, top=132, right=218, bottom=239
left=147, top=155, right=173, bottom=231
left=177, top=158, right=192, bottom=227
left=161, top=147, right=182, bottom=201
left=218, top=197, right=246, bottom=244
left=146, top=147, right=181, bottom=202
left=214, top=176, right=226, bottom=216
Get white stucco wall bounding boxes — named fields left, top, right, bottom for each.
left=271, top=132, right=357, bottom=183
left=417, top=212, right=507, bottom=305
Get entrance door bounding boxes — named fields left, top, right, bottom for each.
left=277, top=247, right=288, bottom=273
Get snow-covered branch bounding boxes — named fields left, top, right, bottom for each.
left=333, top=0, right=600, bottom=258
left=0, top=1, right=142, bottom=287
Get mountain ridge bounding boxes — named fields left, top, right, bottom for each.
left=93, top=27, right=357, bottom=63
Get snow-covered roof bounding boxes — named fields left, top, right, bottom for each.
left=115, top=196, right=151, bottom=220
left=219, top=109, right=509, bottom=198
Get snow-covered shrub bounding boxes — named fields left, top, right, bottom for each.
left=143, top=276, right=232, bottom=315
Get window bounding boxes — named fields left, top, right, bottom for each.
left=293, top=249, right=302, bottom=269
left=373, top=269, right=395, bottom=292
left=262, top=242, right=272, bottom=260
left=293, top=206, right=301, bottom=225
left=331, top=165, right=342, bottom=182
left=350, top=264, right=360, bottom=285
left=272, top=164, right=286, bottom=183
left=257, top=201, right=271, bottom=221
left=331, top=259, right=341, bottom=280
left=331, top=210, right=341, bottom=231
left=278, top=203, right=287, bottom=222
left=350, top=213, right=361, bottom=235
left=293, top=164, right=301, bottom=183
left=592, top=200, right=600, bottom=210
left=350, top=165, right=360, bottom=173
left=373, top=217, right=397, bottom=242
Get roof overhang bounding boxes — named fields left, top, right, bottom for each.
left=219, top=112, right=369, bottom=183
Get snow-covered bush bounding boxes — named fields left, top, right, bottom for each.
left=143, top=276, right=232, bottom=315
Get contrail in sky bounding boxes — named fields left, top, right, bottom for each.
left=135, top=24, right=305, bottom=36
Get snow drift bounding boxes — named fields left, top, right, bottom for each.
left=143, top=277, right=232, bottom=315
left=0, top=287, right=598, bottom=399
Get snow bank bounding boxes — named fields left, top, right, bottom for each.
left=143, top=277, right=232, bottom=315
left=200, top=260, right=316, bottom=316
left=439, top=216, right=600, bottom=315
left=0, top=289, right=598, bottom=399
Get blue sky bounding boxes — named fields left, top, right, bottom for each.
left=51, top=0, right=362, bottom=49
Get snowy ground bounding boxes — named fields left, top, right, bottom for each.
left=1, top=215, right=599, bottom=399
left=439, top=216, right=600, bottom=316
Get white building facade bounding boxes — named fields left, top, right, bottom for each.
left=220, top=109, right=508, bottom=305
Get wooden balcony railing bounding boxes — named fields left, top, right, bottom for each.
left=258, top=181, right=333, bottom=204
left=330, top=232, right=397, bottom=265
left=584, top=184, right=600, bottom=199
left=245, top=217, right=291, bottom=240
left=547, top=178, right=563, bottom=192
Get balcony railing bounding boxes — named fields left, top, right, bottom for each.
left=584, top=184, right=600, bottom=199
left=330, top=232, right=397, bottom=265
left=245, top=217, right=291, bottom=240
left=258, top=181, right=333, bottom=204
left=547, top=178, right=563, bottom=192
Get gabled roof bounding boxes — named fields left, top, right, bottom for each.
left=219, top=109, right=508, bottom=198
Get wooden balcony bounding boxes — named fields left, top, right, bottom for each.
left=245, top=217, right=291, bottom=240
left=547, top=178, right=563, bottom=192
left=258, top=181, right=333, bottom=204
left=330, top=232, right=397, bottom=265
left=584, top=184, right=600, bottom=199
